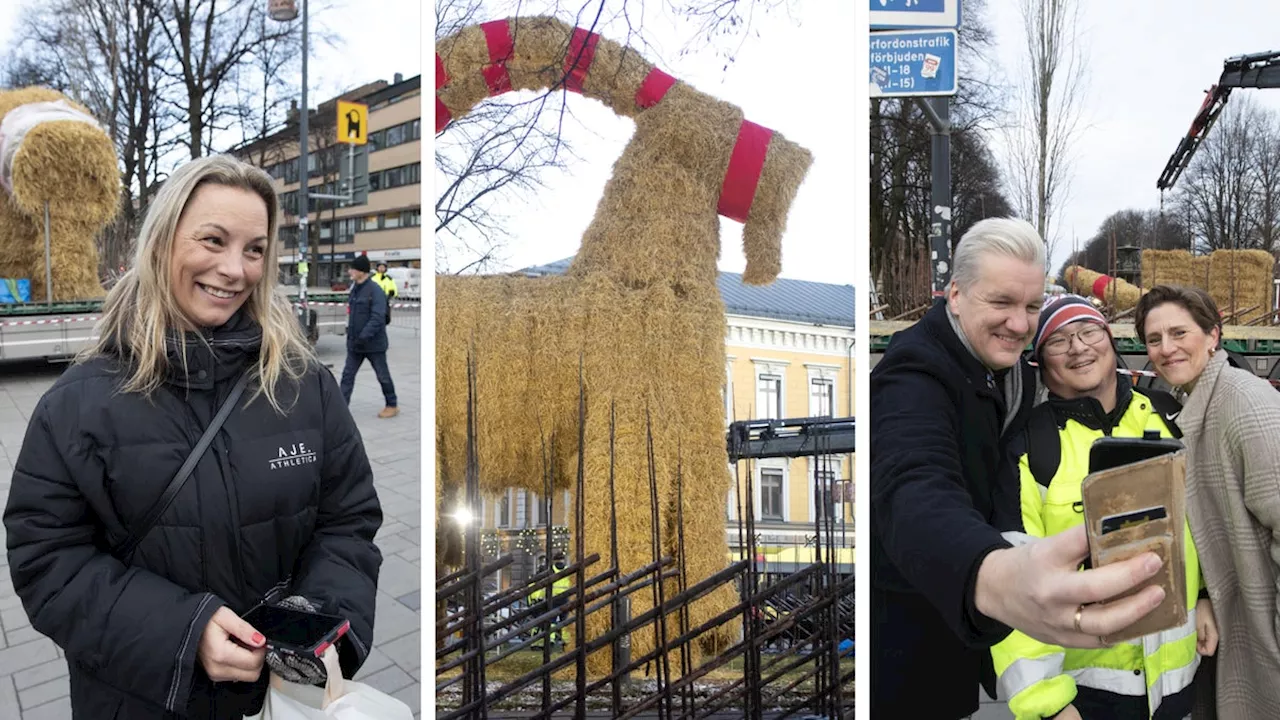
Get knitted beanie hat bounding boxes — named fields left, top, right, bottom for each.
left=1033, top=294, right=1111, bottom=360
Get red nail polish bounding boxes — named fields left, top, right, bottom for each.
left=252, top=633, right=265, bottom=646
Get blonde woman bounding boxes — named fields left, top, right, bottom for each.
left=4, top=155, right=383, bottom=719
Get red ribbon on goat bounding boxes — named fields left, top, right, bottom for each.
left=718, top=120, right=773, bottom=223
left=480, top=20, right=514, bottom=96
left=635, top=68, right=676, bottom=109
left=1092, top=274, right=1112, bottom=299
left=436, top=53, right=453, bottom=132
left=564, top=28, right=600, bottom=93
left=436, top=97, right=452, bottom=134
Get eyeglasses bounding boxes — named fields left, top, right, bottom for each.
left=1042, top=324, right=1108, bottom=356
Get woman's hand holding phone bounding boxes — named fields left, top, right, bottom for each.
left=199, top=606, right=267, bottom=682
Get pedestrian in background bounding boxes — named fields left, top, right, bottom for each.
left=340, top=254, right=398, bottom=418
left=372, top=261, right=397, bottom=324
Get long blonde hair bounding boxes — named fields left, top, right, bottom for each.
left=85, top=154, right=315, bottom=413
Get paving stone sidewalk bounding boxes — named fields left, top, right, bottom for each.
left=0, top=321, right=423, bottom=718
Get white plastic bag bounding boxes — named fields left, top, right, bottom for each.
left=247, top=646, right=414, bottom=720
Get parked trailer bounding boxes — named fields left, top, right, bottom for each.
left=0, top=291, right=357, bottom=362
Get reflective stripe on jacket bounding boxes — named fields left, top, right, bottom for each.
left=991, top=388, right=1203, bottom=720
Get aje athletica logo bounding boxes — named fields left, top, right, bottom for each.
left=271, top=442, right=317, bottom=470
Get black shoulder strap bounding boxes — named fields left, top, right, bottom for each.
left=1026, top=404, right=1061, bottom=490
left=1137, top=387, right=1184, bottom=439
left=113, top=371, right=253, bottom=558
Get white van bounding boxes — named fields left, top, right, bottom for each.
left=385, top=267, right=421, bottom=299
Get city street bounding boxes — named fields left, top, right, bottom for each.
left=0, top=319, right=423, bottom=718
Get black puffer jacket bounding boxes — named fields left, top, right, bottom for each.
left=4, top=311, right=383, bottom=719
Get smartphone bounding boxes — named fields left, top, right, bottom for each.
left=1088, top=435, right=1183, bottom=474
left=241, top=603, right=350, bottom=658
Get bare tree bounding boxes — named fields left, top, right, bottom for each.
left=869, top=0, right=1008, bottom=315
left=147, top=0, right=292, bottom=159
left=1004, top=0, right=1088, bottom=259
left=1173, top=97, right=1266, bottom=252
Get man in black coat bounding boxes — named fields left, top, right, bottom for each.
left=870, top=218, right=1170, bottom=718
left=340, top=254, right=398, bottom=419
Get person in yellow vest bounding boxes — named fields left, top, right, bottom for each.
left=550, top=554, right=573, bottom=648
left=992, top=295, right=1217, bottom=720
left=372, top=262, right=396, bottom=324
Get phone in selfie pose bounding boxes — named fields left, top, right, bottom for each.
left=1080, top=434, right=1188, bottom=643
left=241, top=603, right=351, bottom=660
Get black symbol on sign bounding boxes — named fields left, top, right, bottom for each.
left=345, top=110, right=361, bottom=140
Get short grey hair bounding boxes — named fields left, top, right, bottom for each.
left=951, top=217, right=1046, bottom=290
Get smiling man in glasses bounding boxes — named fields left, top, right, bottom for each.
left=990, top=293, right=1216, bottom=720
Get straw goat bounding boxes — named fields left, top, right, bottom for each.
left=0, top=88, right=120, bottom=302
left=435, top=16, right=812, bottom=669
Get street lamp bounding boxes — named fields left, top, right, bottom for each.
left=269, top=0, right=309, bottom=314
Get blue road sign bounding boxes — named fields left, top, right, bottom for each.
left=869, top=29, right=957, bottom=98
left=870, top=0, right=960, bottom=30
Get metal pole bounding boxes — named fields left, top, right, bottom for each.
left=922, top=97, right=952, bottom=298
left=43, top=201, right=52, bottom=305
left=298, top=0, right=309, bottom=312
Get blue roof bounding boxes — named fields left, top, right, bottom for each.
left=517, top=258, right=854, bottom=328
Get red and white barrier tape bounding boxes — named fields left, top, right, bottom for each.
left=0, top=315, right=100, bottom=328
left=292, top=301, right=421, bottom=309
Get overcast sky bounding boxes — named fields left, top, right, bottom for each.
left=0, top=0, right=422, bottom=132
left=978, top=0, right=1280, bottom=272
left=437, top=2, right=856, bottom=287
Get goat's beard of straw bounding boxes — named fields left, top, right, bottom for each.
left=436, top=273, right=739, bottom=673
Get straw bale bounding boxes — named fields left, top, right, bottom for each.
left=1207, top=249, right=1274, bottom=324
left=436, top=15, right=812, bottom=676
left=1140, top=249, right=1195, bottom=290
left=1062, top=265, right=1142, bottom=310
left=0, top=87, right=120, bottom=302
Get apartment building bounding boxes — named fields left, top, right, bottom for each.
left=231, top=73, right=422, bottom=284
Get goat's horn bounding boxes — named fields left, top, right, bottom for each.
left=435, top=16, right=672, bottom=132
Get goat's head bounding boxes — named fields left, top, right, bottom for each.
left=0, top=87, right=120, bottom=223
left=436, top=16, right=812, bottom=286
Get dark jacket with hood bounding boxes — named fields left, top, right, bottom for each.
left=3, top=310, right=383, bottom=719
left=870, top=299, right=1035, bottom=718
left=346, top=278, right=388, bottom=354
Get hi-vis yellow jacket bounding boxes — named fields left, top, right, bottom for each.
left=372, top=271, right=397, bottom=299
left=991, top=387, right=1203, bottom=720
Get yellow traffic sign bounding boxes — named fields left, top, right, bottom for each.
left=337, top=101, right=368, bottom=145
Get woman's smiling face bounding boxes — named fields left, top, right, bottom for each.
left=1143, top=301, right=1220, bottom=388
left=168, top=184, right=268, bottom=329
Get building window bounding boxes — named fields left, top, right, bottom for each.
left=760, top=469, right=784, bottom=521
left=386, top=124, right=404, bottom=147
left=810, top=457, right=845, bottom=522
left=757, top=374, right=782, bottom=420
left=402, top=209, right=421, bottom=226
left=496, top=491, right=511, bottom=528
left=811, top=378, right=834, bottom=417
left=384, top=212, right=401, bottom=229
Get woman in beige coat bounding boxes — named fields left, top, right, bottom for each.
left=1135, top=284, right=1280, bottom=718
